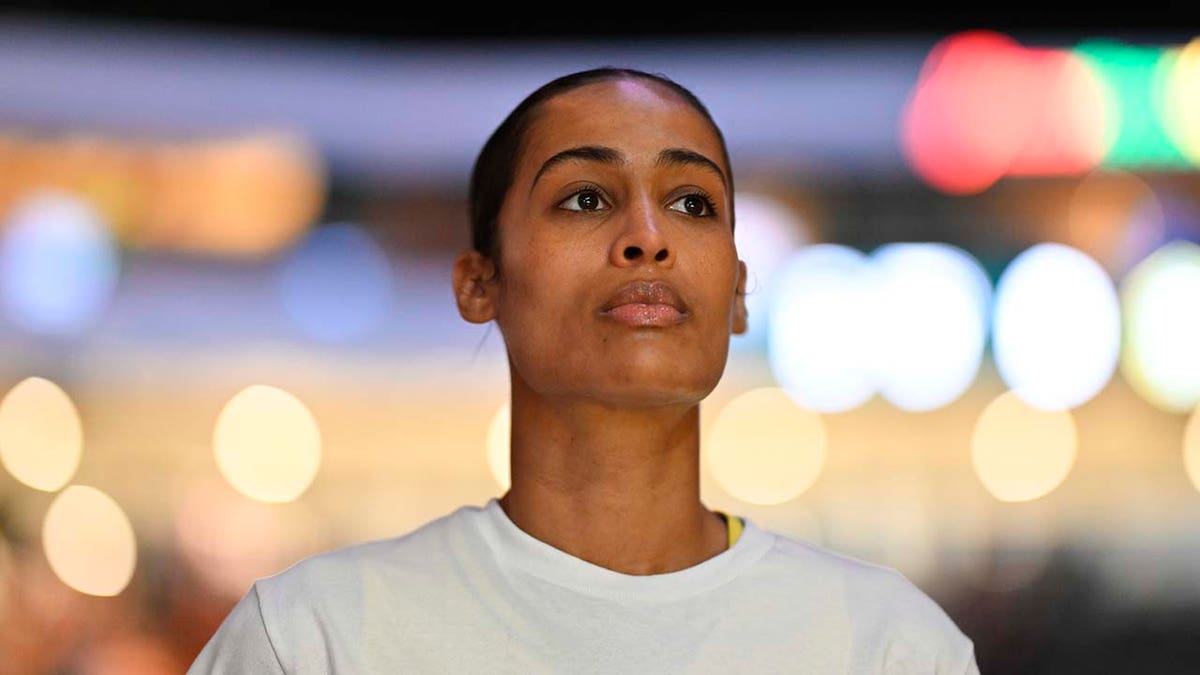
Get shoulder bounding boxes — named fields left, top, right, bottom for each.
left=761, top=531, right=977, bottom=673
left=237, top=503, right=478, bottom=669
left=764, top=532, right=921, bottom=595
left=253, top=502, right=473, bottom=619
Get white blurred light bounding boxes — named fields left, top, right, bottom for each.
left=42, top=485, right=137, bottom=597
left=992, top=243, right=1121, bottom=410
left=486, top=401, right=511, bottom=491
left=0, top=376, right=82, bottom=492
left=971, top=391, right=1078, bottom=502
left=768, top=245, right=876, bottom=412
left=870, top=243, right=991, bottom=412
left=276, top=223, right=394, bottom=343
left=213, top=385, right=322, bottom=503
left=1120, top=241, right=1200, bottom=413
left=731, top=192, right=808, bottom=350
left=0, top=190, right=119, bottom=336
left=706, top=387, right=827, bottom=505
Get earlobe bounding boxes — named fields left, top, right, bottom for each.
left=732, top=259, right=749, bottom=335
left=452, top=250, right=498, bottom=324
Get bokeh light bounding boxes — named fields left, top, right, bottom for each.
left=486, top=401, right=511, bottom=491
left=902, top=30, right=1035, bottom=194
left=1075, top=40, right=1188, bottom=168
left=869, top=243, right=991, bottom=412
left=42, top=485, right=137, bottom=597
left=1120, top=241, right=1200, bottom=413
left=138, top=132, right=326, bottom=256
left=1066, top=170, right=1165, bottom=276
left=730, top=192, right=808, bottom=350
left=971, top=391, right=1078, bottom=502
left=768, top=244, right=875, bottom=412
left=0, top=376, right=83, bottom=492
left=992, top=243, right=1121, bottom=410
left=1184, top=405, right=1200, bottom=494
left=275, top=223, right=395, bottom=343
left=174, top=479, right=320, bottom=599
left=0, top=132, right=326, bottom=257
left=71, top=631, right=183, bottom=675
left=0, top=189, right=119, bottom=336
left=1160, top=38, right=1200, bottom=164
left=213, top=385, right=322, bottom=503
left=1006, top=48, right=1111, bottom=176
left=706, top=387, right=827, bottom=505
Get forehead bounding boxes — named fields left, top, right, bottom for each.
left=520, top=79, right=727, bottom=175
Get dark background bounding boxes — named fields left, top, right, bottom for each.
left=3, top=2, right=1200, bottom=40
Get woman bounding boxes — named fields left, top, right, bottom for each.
left=190, top=67, right=979, bottom=674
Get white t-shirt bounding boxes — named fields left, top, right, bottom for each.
left=189, top=497, right=979, bottom=674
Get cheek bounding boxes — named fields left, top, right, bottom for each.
left=493, top=238, right=592, bottom=357
left=694, top=239, right=740, bottom=310
left=499, top=234, right=584, bottom=313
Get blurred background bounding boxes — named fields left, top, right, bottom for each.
left=1, top=4, right=1199, bottom=673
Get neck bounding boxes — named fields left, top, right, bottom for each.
left=498, top=375, right=728, bottom=576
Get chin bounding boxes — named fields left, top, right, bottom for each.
left=592, top=369, right=723, bottom=408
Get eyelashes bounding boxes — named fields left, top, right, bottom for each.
left=558, top=186, right=610, bottom=212
left=668, top=190, right=718, bottom=218
left=556, top=184, right=719, bottom=219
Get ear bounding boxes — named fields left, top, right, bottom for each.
left=732, top=259, right=749, bottom=335
left=453, top=249, right=499, bottom=324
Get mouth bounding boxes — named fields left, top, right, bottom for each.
left=598, top=280, right=690, bottom=328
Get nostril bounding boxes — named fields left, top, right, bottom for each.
left=654, top=249, right=668, bottom=262
left=623, top=246, right=642, bottom=260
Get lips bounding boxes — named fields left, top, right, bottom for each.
left=599, top=280, right=689, bottom=327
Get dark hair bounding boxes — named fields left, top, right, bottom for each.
left=468, top=67, right=735, bottom=275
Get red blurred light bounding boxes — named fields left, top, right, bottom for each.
left=902, top=31, right=1107, bottom=194
left=903, top=31, right=1035, bottom=194
left=1008, top=49, right=1110, bottom=176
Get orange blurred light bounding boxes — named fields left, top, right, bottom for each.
left=0, top=130, right=325, bottom=258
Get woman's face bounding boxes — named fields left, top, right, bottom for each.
left=465, top=79, right=747, bottom=408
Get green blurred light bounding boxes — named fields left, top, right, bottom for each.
left=1074, top=40, right=1190, bottom=168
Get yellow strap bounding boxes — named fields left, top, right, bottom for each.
left=727, top=513, right=744, bottom=548
left=715, top=510, right=744, bottom=548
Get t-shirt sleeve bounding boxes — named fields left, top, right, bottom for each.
left=875, top=569, right=979, bottom=675
left=187, top=583, right=287, bottom=675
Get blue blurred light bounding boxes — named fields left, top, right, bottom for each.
left=0, top=190, right=119, bottom=336
left=275, top=223, right=394, bottom=343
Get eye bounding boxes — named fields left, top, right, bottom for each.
left=668, top=193, right=716, bottom=218
left=558, top=188, right=610, bottom=212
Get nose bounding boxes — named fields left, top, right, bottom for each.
left=610, top=198, right=674, bottom=268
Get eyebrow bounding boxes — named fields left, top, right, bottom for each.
left=530, top=146, right=624, bottom=194
left=529, top=145, right=728, bottom=194
left=655, top=148, right=728, bottom=189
